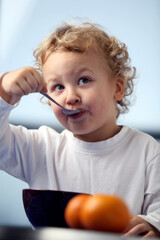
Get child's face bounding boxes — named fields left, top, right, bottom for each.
left=42, top=50, right=124, bottom=142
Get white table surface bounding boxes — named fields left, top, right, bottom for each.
left=0, top=226, right=158, bottom=240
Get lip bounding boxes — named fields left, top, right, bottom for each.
left=67, top=109, right=86, bottom=120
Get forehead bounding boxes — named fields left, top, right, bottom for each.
left=42, top=50, right=110, bottom=79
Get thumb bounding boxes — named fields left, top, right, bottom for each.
left=41, top=83, right=48, bottom=93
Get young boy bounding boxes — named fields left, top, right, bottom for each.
left=0, top=21, right=160, bottom=237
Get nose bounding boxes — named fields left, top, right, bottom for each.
left=65, top=88, right=81, bottom=106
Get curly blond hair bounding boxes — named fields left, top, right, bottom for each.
left=34, top=21, right=136, bottom=117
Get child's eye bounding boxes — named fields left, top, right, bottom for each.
left=54, top=85, right=64, bottom=91
left=78, top=78, right=90, bottom=85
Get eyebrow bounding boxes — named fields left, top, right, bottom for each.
left=46, top=66, right=95, bottom=83
left=75, top=67, right=94, bottom=75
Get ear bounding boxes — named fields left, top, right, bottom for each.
left=114, top=77, right=125, bottom=101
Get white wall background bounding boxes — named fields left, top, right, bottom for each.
left=0, top=0, right=160, bottom=226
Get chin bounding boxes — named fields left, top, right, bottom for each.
left=72, top=129, right=93, bottom=137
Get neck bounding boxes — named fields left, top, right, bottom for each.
left=74, top=125, right=122, bottom=142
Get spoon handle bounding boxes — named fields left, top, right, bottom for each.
left=40, top=91, right=64, bottom=110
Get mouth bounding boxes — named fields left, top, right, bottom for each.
left=67, top=110, right=86, bottom=119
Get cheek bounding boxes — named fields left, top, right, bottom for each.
left=93, top=92, right=116, bottom=115
left=84, top=91, right=97, bottom=107
left=51, top=103, right=63, bottom=119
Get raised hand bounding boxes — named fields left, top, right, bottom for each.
left=0, top=67, right=46, bottom=105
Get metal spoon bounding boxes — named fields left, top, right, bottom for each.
left=40, top=91, right=81, bottom=115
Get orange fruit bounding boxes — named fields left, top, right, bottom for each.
left=80, top=194, right=130, bottom=233
left=64, top=194, right=91, bottom=228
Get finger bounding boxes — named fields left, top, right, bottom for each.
left=123, top=215, right=135, bottom=233
left=142, top=231, right=155, bottom=238
left=5, top=79, right=26, bottom=98
left=17, top=78, right=32, bottom=95
left=20, top=68, right=43, bottom=93
left=24, top=71, right=39, bottom=92
left=31, top=69, right=44, bottom=92
left=41, top=84, right=48, bottom=93
left=123, top=224, right=148, bottom=237
left=19, top=69, right=43, bottom=94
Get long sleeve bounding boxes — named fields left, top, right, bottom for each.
left=0, top=97, right=47, bottom=184
left=139, top=154, right=160, bottom=231
left=0, top=98, right=15, bottom=164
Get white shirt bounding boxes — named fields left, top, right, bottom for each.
left=0, top=97, right=160, bottom=230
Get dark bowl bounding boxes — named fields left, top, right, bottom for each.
left=22, top=189, right=81, bottom=228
